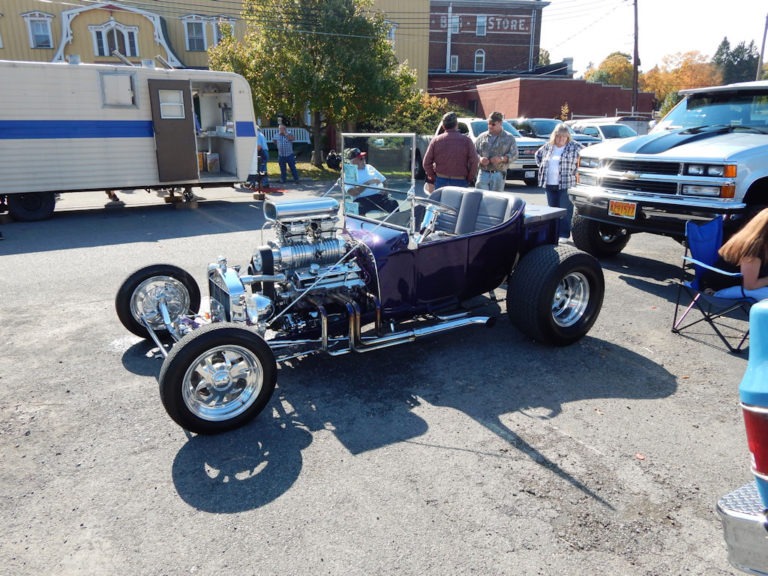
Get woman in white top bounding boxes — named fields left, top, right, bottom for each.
left=534, top=124, right=583, bottom=239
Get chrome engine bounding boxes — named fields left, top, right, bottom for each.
left=207, top=197, right=368, bottom=336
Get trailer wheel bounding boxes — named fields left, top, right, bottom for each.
left=159, top=324, right=277, bottom=434
left=115, top=264, right=201, bottom=339
left=7, top=192, right=56, bottom=221
left=507, top=245, right=604, bottom=346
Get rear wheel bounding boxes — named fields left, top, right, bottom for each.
left=7, top=192, right=56, bottom=221
left=571, top=213, right=631, bottom=257
left=159, top=324, right=277, bottom=434
left=115, top=264, right=200, bottom=338
left=507, top=245, right=604, bottom=346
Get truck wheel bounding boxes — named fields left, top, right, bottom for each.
left=159, top=324, right=277, bottom=434
left=571, top=214, right=630, bottom=257
left=507, top=245, right=604, bottom=346
left=115, top=264, right=200, bottom=339
left=7, top=192, right=56, bottom=221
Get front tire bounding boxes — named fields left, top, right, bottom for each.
left=507, top=245, right=604, bottom=346
left=115, top=264, right=201, bottom=338
left=571, top=213, right=631, bottom=257
left=159, top=324, right=277, bottom=434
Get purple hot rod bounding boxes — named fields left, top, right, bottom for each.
left=115, top=134, right=605, bottom=434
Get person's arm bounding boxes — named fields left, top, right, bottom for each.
left=467, top=141, right=480, bottom=183
left=740, top=256, right=768, bottom=290
left=423, top=141, right=437, bottom=182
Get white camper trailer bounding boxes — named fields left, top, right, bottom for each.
left=0, top=60, right=258, bottom=221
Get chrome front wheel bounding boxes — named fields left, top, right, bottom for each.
left=159, top=324, right=277, bottom=434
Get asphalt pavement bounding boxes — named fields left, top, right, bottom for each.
left=0, top=182, right=752, bottom=575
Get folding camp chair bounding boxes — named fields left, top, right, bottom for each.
left=671, top=217, right=756, bottom=353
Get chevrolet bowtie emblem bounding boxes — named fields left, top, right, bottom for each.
left=620, top=171, right=640, bottom=180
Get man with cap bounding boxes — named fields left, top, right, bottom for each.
left=474, top=111, right=517, bottom=192
left=422, top=112, right=479, bottom=192
left=343, top=148, right=399, bottom=215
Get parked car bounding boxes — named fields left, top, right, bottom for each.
left=510, top=117, right=601, bottom=147
left=115, top=134, right=605, bottom=434
left=570, top=122, right=638, bottom=142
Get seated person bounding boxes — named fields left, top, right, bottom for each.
left=344, top=148, right=399, bottom=215
left=716, top=208, right=768, bottom=300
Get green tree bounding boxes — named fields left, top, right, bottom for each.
left=713, top=37, right=760, bottom=84
left=538, top=48, right=551, bottom=67
left=209, top=0, right=411, bottom=166
left=584, top=52, right=634, bottom=88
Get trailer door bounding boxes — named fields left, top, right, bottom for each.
left=148, top=79, right=198, bottom=182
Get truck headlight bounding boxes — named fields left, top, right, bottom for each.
left=685, top=164, right=736, bottom=177
left=579, top=157, right=599, bottom=169
left=681, top=185, right=722, bottom=197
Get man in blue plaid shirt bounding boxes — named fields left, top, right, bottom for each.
left=273, top=124, right=300, bottom=184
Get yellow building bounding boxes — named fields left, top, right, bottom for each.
left=0, top=0, right=428, bottom=88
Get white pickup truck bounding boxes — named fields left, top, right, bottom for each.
left=414, top=117, right=545, bottom=186
left=568, top=80, right=768, bottom=257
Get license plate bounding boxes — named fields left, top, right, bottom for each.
left=608, top=200, right=637, bottom=219
left=524, top=170, right=535, bottom=178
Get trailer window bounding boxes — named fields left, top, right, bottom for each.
left=100, top=72, right=137, bottom=108
left=158, top=90, right=185, bottom=119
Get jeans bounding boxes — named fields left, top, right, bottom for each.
left=278, top=153, right=299, bottom=183
left=434, top=176, right=470, bottom=190
left=475, top=170, right=505, bottom=191
left=545, top=184, right=573, bottom=238
left=259, top=150, right=270, bottom=186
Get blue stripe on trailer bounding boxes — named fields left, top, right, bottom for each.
left=235, top=121, right=255, bottom=138
left=0, top=120, right=155, bottom=139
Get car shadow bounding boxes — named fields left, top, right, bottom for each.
left=151, top=320, right=677, bottom=514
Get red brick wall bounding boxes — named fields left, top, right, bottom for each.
left=428, top=6, right=541, bottom=73
left=476, top=78, right=655, bottom=119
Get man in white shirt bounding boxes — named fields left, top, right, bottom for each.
left=344, top=148, right=398, bottom=215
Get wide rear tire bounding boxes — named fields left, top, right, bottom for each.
left=507, top=245, right=604, bottom=346
left=159, top=324, right=277, bottom=434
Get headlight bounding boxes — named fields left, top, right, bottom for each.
left=579, top=157, right=599, bottom=169
left=576, top=173, right=597, bottom=186
left=681, top=185, right=722, bottom=197
left=685, top=164, right=735, bottom=177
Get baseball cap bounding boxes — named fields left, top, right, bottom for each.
left=345, top=147, right=366, bottom=161
left=488, top=111, right=504, bottom=123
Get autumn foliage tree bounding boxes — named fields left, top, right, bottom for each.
left=584, top=52, right=634, bottom=88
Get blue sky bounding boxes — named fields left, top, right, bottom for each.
left=540, top=0, right=767, bottom=76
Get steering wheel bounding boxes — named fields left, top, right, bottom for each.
left=412, top=196, right=458, bottom=244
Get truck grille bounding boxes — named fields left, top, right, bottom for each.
left=602, top=177, right=679, bottom=195
left=606, top=159, right=681, bottom=175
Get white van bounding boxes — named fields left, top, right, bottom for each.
left=0, top=60, right=258, bottom=220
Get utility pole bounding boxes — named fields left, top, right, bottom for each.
left=445, top=3, right=453, bottom=74
left=758, top=12, right=767, bottom=81
left=632, top=0, right=639, bottom=112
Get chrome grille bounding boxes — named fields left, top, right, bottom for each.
left=602, top=178, right=679, bottom=194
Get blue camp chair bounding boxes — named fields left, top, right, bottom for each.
left=672, top=217, right=756, bottom=353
